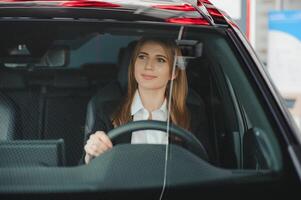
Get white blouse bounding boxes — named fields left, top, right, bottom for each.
left=130, top=91, right=168, bottom=144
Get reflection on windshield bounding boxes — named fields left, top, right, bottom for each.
left=0, top=22, right=282, bottom=196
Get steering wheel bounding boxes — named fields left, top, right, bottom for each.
left=107, top=120, right=208, bottom=160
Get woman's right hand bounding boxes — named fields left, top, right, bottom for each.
left=84, top=131, right=113, bottom=164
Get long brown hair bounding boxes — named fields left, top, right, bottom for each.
left=112, top=38, right=190, bottom=130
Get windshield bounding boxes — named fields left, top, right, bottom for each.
left=0, top=20, right=283, bottom=196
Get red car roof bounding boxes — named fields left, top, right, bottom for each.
left=0, top=0, right=233, bottom=26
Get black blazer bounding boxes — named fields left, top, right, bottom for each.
left=81, top=99, right=211, bottom=163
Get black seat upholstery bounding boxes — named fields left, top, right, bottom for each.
left=84, top=41, right=137, bottom=137
left=0, top=92, right=18, bottom=140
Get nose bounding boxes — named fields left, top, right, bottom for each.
left=144, top=59, right=154, bottom=70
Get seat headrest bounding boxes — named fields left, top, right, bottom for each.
left=117, top=41, right=137, bottom=93
left=186, top=56, right=211, bottom=87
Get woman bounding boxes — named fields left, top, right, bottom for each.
left=83, top=38, right=210, bottom=164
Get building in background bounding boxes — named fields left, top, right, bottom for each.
left=212, top=0, right=301, bottom=63
left=213, top=0, right=301, bottom=127
left=248, top=0, right=301, bottom=64
left=267, top=9, right=301, bottom=127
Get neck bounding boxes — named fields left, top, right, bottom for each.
left=138, top=87, right=166, bottom=112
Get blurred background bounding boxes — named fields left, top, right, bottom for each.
left=211, top=0, right=301, bottom=128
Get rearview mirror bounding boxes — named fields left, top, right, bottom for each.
left=2, top=46, right=69, bottom=68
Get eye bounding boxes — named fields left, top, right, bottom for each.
left=137, top=54, right=146, bottom=60
left=157, top=57, right=166, bottom=63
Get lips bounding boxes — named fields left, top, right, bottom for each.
left=141, top=74, right=157, bottom=80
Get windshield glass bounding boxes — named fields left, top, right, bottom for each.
left=0, top=21, right=282, bottom=196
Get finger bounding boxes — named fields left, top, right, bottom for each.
left=89, top=132, right=106, bottom=145
left=94, top=131, right=113, bottom=148
left=88, top=134, right=104, bottom=147
left=87, top=139, right=110, bottom=155
left=85, top=154, right=92, bottom=164
left=87, top=137, right=110, bottom=153
left=85, top=152, right=96, bottom=164
left=87, top=137, right=99, bottom=146
left=85, top=132, right=112, bottom=157
left=84, top=144, right=95, bottom=155
left=91, top=141, right=109, bottom=155
left=85, top=144, right=104, bottom=157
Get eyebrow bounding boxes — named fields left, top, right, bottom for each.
left=139, top=51, right=168, bottom=59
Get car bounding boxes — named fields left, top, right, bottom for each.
left=0, top=0, right=300, bottom=199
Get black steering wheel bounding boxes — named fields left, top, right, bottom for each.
left=107, top=120, right=208, bottom=160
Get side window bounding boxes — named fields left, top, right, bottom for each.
left=187, top=54, right=242, bottom=168
left=210, top=63, right=243, bottom=169
left=184, top=33, right=247, bottom=169
left=212, top=38, right=282, bottom=171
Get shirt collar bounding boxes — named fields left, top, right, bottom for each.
left=131, top=90, right=167, bottom=115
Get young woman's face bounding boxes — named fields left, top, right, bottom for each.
left=134, top=41, right=175, bottom=91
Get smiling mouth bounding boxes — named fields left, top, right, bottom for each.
left=141, top=74, right=157, bottom=80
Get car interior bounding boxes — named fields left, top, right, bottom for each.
left=0, top=21, right=281, bottom=175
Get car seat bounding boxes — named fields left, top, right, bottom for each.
left=0, top=92, right=18, bottom=140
